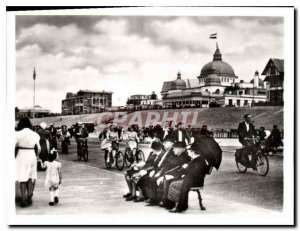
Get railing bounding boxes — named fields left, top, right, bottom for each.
left=211, top=129, right=284, bottom=139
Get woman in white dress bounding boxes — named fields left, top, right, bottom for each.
left=126, top=126, right=139, bottom=162
left=15, top=117, right=41, bottom=207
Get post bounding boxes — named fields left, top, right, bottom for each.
left=33, top=67, right=36, bottom=118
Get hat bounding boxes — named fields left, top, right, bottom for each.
left=40, top=122, right=47, bottom=129
left=244, top=114, right=252, bottom=119
left=150, top=141, right=163, bottom=151
left=173, top=141, right=186, bottom=149
left=163, top=134, right=175, bottom=143
left=190, top=141, right=202, bottom=154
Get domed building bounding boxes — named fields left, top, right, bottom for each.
left=161, top=43, right=268, bottom=108
left=198, top=43, right=238, bottom=87
left=171, top=72, right=187, bottom=90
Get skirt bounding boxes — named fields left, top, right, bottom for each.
left=100, top=139, right=111, bottom=150
left=128, top=140, right=137, bottom=150
left=15, top=150, right=37, bottom=182
left=168, top=179, right=184, bottom=203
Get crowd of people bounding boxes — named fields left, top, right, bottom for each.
left=15, top=115, right=283, bottom=212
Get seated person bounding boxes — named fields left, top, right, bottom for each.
left=123, top=141, right=164, bottom=202
left=147, top=141, right=190, bottom=206
left=136, top=134, right=175, bottom=204
left=165, top=140, right=212, bottom=213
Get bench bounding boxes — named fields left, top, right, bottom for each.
left=189, top=187, right=205, bottom=210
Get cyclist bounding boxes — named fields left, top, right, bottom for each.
left=105, top=125, right=120, bottom=163
left=126, top=125, right=140, bottom=163
left=237, top=114, right=258, bottom=168
left=75, top=123, right=89, bottom=151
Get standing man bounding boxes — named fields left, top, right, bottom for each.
left=48, top=123, right=58, bottom=150
left=237, top=114, right=257, bottom=167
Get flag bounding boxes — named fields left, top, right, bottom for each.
left=210, top=33, right=217, bottom=39
left=33, top=68, right=36, bottom=80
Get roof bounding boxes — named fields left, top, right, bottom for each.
left=186, top=79, right=199, bottom=88
left=77, top=90, right=113, bottom=94
left=261, top=58, right=284, bottom=75
left=161, top=81, right=173, bottom=93
left=19, top=105, right=50, bottom=113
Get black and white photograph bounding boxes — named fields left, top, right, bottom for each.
left=5, top=6, right=294, bottom=226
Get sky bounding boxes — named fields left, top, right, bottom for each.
left=15, top=15, right=283, bottom=112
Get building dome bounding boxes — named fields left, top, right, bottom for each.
left=200, top=44, right=236, bottom=78
left=171, top=71, right=186, bottom=90
left=205, top=73, right=221, bottom=86
left=250, top=78, right=264, bottom=87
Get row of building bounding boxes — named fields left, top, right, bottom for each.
left=16, top=43, right=284, bottom=118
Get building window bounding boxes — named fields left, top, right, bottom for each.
left=229, top=99, right=233, bottom=106
left=237, top=100, right=240, bottom=106
left=244, top=100, right=248, bottom=106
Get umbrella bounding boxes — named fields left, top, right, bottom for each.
left=192, top=135, right=222, bottom=170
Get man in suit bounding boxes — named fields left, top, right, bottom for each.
left=147, top=140, right=190, bottom=206
left=237, top=114, right=257, bottom=167
left=172, top=122, right=191, bottom=145
left=136, top=134, right=175, bottom=203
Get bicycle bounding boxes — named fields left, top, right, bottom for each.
left=104, top=140, right=124, bottom=171
left=77, top=138, right=88, bottom=162
left=235, top=138, right=269, bottom=176
left=124, top=143, right=145, bottom=167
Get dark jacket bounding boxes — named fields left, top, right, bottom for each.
left=159, top=151, right=191, bottom=176
left=237, top=121, right=257, bottom=143
left=172, top=155, right=208, bottom=187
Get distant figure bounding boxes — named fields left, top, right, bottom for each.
left=258, top=127, right=267, bottom=141
left=200, top=125, right=210, bottom=136
left=37, top=122, right=52, bottom=163
left=39, top=149, right=62, bottom=206
left=48, top=123, right=58, bottom=149
left=268, top=125, right=283, bottom=148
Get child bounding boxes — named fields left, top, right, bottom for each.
left=39, top=149, right=62, bottom=206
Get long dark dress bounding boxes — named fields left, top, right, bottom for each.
left=37, top=128, right=52, bottom=162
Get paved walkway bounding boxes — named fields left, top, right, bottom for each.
left=15, top=159, right=280, bottom=225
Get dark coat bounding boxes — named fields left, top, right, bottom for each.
left=173, top=155, right=208, bottom=187
left=237, top=121, right=257, bottom=143
left=160, top=151, right=191, bottom=176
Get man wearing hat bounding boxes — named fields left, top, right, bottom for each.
left=237, top=114, right=257, bottom=167
left=165, top=140, right=212, bottom=213
left=172, top=122, right=191, bottom=145
left=123, top=141, right=164, bottom=202
left=147, top=139, right=190, bottom=206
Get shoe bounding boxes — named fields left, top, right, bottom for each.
left=126, top=196, right=136, bottom=201
left=145, top=202, right=158, bottom=206
left=169, top=208, right=182, bottom=213
left=48, top=202, right=55, bottom=206
left=123, top=193, right=132, bottom=198
left=158, top=202, right=165, bottom=207
left=133, top=197, right=145, bottom=202
left=27, top=197, right=32, bottom=206
left=54, top=197, right=59, bottom=204
left=20, top=201, right=27, bottom=208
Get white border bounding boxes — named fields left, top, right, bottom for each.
left=5, top=6, right=294, bottom=226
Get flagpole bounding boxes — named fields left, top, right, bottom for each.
left=33, top=67, right=36, bottom=118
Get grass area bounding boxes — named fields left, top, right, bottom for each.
left=26, top=106, right=283, bottom=130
